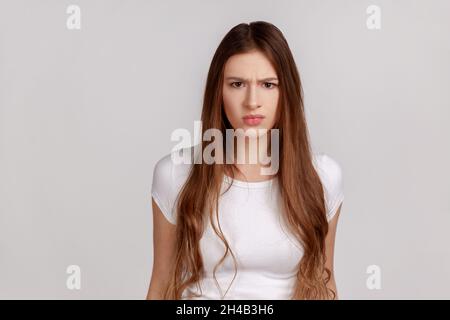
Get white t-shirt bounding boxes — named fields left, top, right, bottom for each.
left=151, top=146, right=344, bottom=300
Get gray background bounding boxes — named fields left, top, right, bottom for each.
left=1, top=0, right=449, bottom=299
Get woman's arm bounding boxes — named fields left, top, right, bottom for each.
left=324, top=203, right=343, bottom=300
left=146, top=198, right=177, bottom=299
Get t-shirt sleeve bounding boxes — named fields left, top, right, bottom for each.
left=317, top=154, right=345, bottom=222
left=151, top=154, right=177, bottom=225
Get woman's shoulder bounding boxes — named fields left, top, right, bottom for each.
left=312, top=152, right=343, bottom=180
left=312, top=152, right=345, bottom=221
left=153, top=146, right=196, bottom=182
left=151, top=146, right=195, bottom=224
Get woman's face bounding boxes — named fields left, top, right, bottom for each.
left=222, top=50, right=280, bottom=135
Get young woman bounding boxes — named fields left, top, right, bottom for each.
left=147, top=21, right=344, bottom=300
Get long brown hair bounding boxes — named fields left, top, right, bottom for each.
left=163, top=21, right=335, bottom=300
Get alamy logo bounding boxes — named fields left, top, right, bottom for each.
left=366, top=264, right=382, bottom=290
left=66, top=265, right=81, bottom=290
left=170, top=121, right=280, bottom=176
left=366, top=5, right=381, bottom=30
left=66, top=5, right=81, bottom=30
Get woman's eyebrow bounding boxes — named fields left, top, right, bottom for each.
left=225, top=76, right=279, bottom=82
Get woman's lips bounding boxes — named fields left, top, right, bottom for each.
left=243, top=114, right=265, bottom=126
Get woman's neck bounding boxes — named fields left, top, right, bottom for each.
left=232, top=133, right=276, bottom=182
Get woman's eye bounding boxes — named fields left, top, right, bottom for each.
left=230, top=82, right=277, bottom=88
left=264, top=82, right=277, bottom=89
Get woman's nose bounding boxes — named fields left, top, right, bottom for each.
left=245, top=84, right=260, bottom=109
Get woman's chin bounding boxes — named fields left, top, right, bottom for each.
left=240, top=126, right=268, bottom=139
